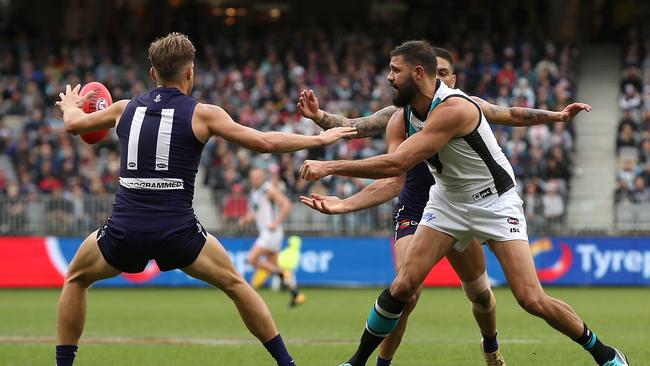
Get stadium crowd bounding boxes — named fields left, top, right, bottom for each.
left=0, top=24, right=578, bottom=234
left=615, top=30, right=650, bottom=213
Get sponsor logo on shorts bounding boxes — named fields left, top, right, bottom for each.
left=422, top=212, right=435, bottom=222
left=507, top=217, right=520, bottom=225
left=472, top=187, right=493, bottom=202
left=398, top=220, right=418, bottom=229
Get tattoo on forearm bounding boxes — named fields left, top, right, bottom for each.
left=516, top=108, right=553, bottom=121
left=317, top=111, right=346, bottom=130
left=488, top=104, right=508, bottom=118
left=319, top=106, right=397, bottom=138
left=352, top=106, right=396, bottom=138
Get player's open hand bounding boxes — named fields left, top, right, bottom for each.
left=318, top=126, right=357, bottom=145
left=559, top=102, right=592, bottom=122
left=300, top=160, right=331, bottom=181
left=55, top=84, right=95, bottom=112
left=297, top=89, right=323, bottom=121
left=300, top=193, right=349, bottom=214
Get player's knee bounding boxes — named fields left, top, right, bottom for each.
left=218, top=273, right=248, bottom=296
left=461, top=272, right=495, bottom=313
left=516, top=293, right=548, bottom=317
left=64, top=271, right=93, bottom=288
left=390, top=273, right=419, bottom=302
left=246, top=254, right=258, bottom=266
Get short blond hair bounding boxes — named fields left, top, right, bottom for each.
left=148, top=32, right=196, bottom=81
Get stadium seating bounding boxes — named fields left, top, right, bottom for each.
left=0, top=25, right=578, bottom=236
left=615, top=31, right=650, bottom=229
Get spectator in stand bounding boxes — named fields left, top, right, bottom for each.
left=614, top=178, right=635, bottom=204
left=543, top=179, right=565, bottom=228
left=632, top=176, right=650, bottom=203
left=223, top=183, right=249, bottom=226
left=616, top=122, right=640, bottom=154
left=619, top=84, right=642, bottom=110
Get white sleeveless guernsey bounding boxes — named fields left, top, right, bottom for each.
left=405, top=80, right=516, bottom=203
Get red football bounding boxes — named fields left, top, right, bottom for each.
left=79, top=82, right=112, bottom=144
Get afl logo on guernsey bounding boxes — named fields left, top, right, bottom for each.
left=154, top=94, right=162, bottom=103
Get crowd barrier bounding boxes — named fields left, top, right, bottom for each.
left=1, top=236, right=649, bottom=288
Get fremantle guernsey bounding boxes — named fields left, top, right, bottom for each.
left=111, top=86, right=203, bottom=230
left=405, top=80, right=515, bottom=202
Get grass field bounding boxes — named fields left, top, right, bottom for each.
left=1, top=287, right=648, bottom=365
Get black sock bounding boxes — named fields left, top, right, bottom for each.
left=573, top=323, right=615, bottom=365
left=56, top=345, right=78, bottom=366
left=482, top=331, right=499, bottom=353
left=291, top=288, right=299, bottom=297
left=263, top=334, right=296, bottom=366
left=376, top=355, right=392, bottom=366
left=347, top=289, right=406, bottom=366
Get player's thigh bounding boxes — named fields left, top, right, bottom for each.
left=248, top=244, right=277, bottom=262
left=183, top=234, right=245, bottom=290
left=396, top=225, right=456, bottom=287
left=393, top=235, right=413, bottom=271
left=66, top=230, right=121, bottom=285
left=488, top=239, right=544, bottom=300
left=446, top=238, right=487, bottom=282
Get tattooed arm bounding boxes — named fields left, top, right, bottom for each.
left=471, top=96, right=592, bottom=126
left=297, top=89, right=396, bottom=137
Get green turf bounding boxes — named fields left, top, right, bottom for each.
left=0, top=287, right=648, bottom=365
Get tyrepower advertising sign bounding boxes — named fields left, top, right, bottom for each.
left=486, top=237, right=650, bottom=286
left=0, top=236, right=649, bottom=288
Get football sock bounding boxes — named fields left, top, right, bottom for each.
left=56, top=345, right=78, bottom=366
left=263, top=334, right=296, bottom=366
left=376, top=355, right=392, bottom=366
left=481, top=331, right=499, bottom=353
left=573, top=323, right=615, bottom=365
left=347, top=289, right=406, bottom=366
left=251, top=268, right=271, bottom=289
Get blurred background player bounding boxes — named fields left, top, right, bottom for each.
left=240, top=168, right=305, bottom=307
left=53, top=32, right=355, bottom=366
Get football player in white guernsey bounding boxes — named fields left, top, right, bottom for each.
left=300, top=40, right=628, bottom=366
left=298, top=46, right=593, bottom=366
left=240, top=168, right=305, bottom=307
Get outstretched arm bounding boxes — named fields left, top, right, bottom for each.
left=298, top=89, right=396, bottom=137
left=472, top=96, right=592, bottom=126
left=301, top=99, right=472, bottom=180
left=194, top=103, right=357, bottom=153
left=56, top=84, right=129, bottom=134
left=300, top=110, right=406, bottom=214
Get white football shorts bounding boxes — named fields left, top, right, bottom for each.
left=253, top=228, right=284, bottom=252
left=419, top=185, right=528, bottom=252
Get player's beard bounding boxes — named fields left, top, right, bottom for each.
left=392, top=75, right=417, bottom=107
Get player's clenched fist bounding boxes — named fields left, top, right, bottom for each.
left=300, top=160, right=331, bottom=181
